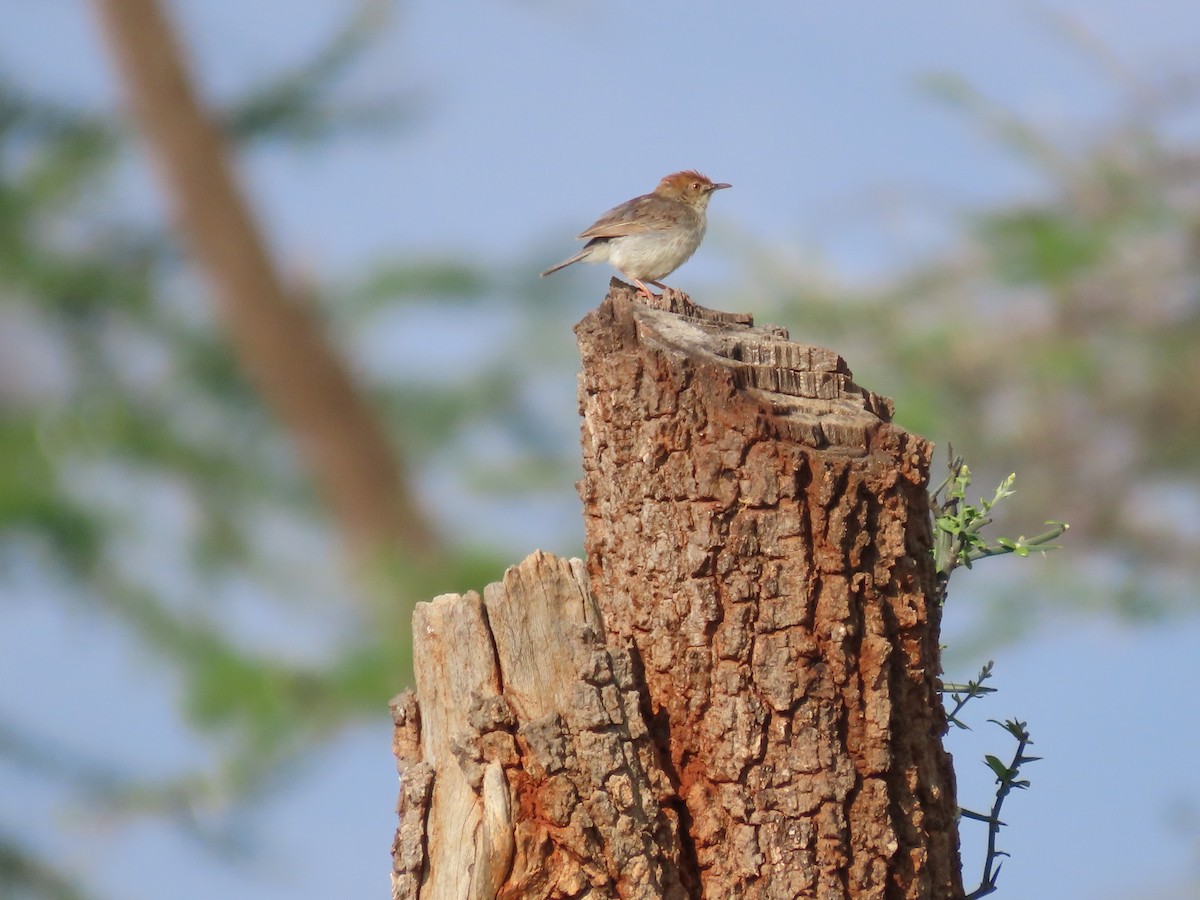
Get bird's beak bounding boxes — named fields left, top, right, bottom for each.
left=710, top=182, right=732, bottom=191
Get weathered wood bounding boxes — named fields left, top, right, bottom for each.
left=393, top=550, right=687, bottom=899
left=393, top=281, right=962, bottom=898
left=575, top=282, right=961, bottom=898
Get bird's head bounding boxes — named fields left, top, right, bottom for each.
left=654, top=170, right=731, bottom=208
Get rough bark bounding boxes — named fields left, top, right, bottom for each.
left=90, top=0, right=436, bottom=559
left=394, top=282, right=963, bottom=898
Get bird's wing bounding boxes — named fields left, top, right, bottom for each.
left=577, top=194, right=660, bottom=240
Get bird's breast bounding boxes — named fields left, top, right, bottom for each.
left=605, top=219, right=707, bottom=281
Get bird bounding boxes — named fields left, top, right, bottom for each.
left=540, top=170, right=731, bottom=301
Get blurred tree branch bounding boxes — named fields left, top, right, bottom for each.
left=89, top=0, right=438, bottom=561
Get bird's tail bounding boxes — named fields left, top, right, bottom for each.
left=540, top=250, right=589, bottom=278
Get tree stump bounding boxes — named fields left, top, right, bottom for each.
left=392, top=281, right=963, bottom=899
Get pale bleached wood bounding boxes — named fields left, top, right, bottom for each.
left=394, top=550, right=686, bottom=899
left=483, top=555, right=597, bottom=719
left=410, top=593, right=501, bottom=900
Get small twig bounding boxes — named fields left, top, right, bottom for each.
left=963, top=522, right=1070, bottom=565
left=963, top=719, right=1040, bottom=899
left=943, top=661, right=996, bottom=730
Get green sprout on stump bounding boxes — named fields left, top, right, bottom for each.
left=931, top=452, right=1063, bottom=897
left=931, top=451, right=1068, bottom=602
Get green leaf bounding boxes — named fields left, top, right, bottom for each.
left=984, top=755, right=1012, bottom=780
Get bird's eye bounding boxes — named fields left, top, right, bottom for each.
left=691, top=181, right=701, bottom=190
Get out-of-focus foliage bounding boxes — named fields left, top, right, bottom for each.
left=0, top=834, right=87, bottom=900
left=221, top=0, right=416, bottom=145
left=745, top=69, right=1200, bottom=645
left=0, top=8, right=543, bottom=895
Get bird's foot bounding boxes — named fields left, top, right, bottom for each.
left=629, top=279, right=693, bottom=311
left=631, top=279, right=658, bottom=302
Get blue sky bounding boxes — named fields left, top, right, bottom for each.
left=2, top=2, right=1199, bottom=898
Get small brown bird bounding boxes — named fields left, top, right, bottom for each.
left=541, top=170, right=731, bottom=300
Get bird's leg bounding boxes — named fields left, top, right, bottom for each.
left=631, top=278, right=658, bottom=301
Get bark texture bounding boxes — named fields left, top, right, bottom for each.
left=575, top=283, right=961, bottom=898
left=394, top=282, right=962, bottom=898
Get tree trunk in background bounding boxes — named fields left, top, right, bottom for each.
left=91, top=0, right=437, bottom=561
left=393, top=283, right=963, bottom=898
